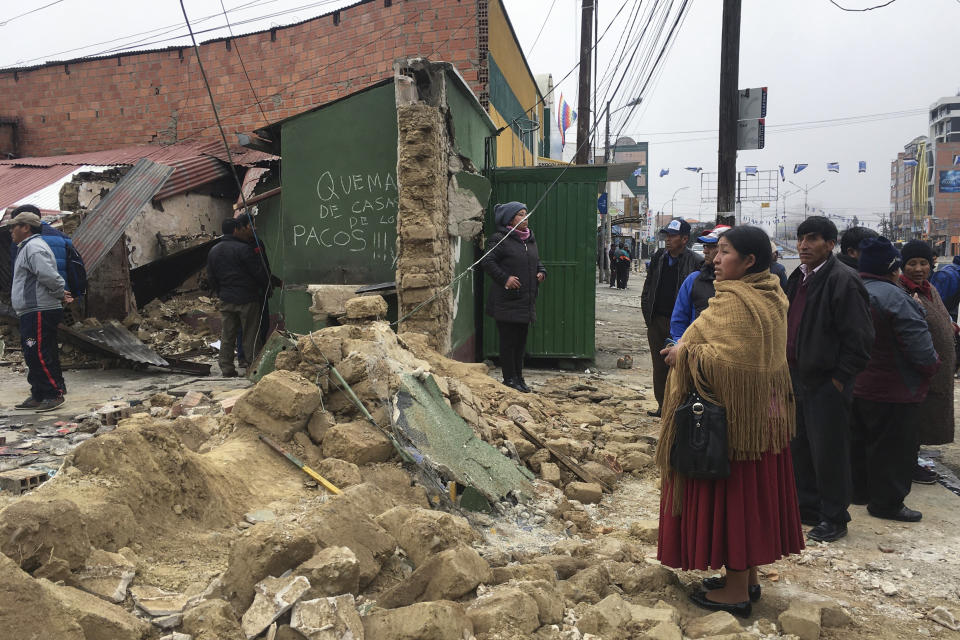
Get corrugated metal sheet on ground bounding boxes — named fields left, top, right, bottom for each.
left=67, top=321, right=168, bottom=367
left=0, top=164, right=77, bottom=211
left=73, top=159, right=174, bottom=273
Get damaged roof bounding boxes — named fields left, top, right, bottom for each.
left=0, top=141, right=276, bottom=212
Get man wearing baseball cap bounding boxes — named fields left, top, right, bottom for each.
left=4, top=208, right=72, bottom=411
left=669, top=225, right=729, bottom=342
left=640, top=217, right=703, bottom=417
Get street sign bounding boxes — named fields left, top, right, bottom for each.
left=598, top=193, right=608, bottom=214
left=738, top=87, right=767, bottom=120
left=737, top=118, right=765, bottom=150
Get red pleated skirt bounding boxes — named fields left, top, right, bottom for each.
left=657, top=447, right=805, bottom=571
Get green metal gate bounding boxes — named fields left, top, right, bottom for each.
left=482, top=165, right=607, bottom=361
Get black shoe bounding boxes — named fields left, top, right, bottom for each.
left=35, top=396, right=65, bottom=413
left=912, top=465, right=938, bottom=485
left=867, top=505, right=922, bottom=522
left=503, top=379, right=526, bottom=393
left=688, top=589, right=752, bottom=618
left=647, top=408, right=661, bottom=418
left=15, top=396, right=42, bottom=410
left=807, top=521, right=847, bottom=542
left=702, top=576, right=761, bottom=602
left=516, top=378, right=532, bottom=393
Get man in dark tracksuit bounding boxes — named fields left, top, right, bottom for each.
left=207, top=216, right=270, bottom=377
left=640, top=218, right=703, bottom=417
left=852, top=237, right=939, bottom=523
left=786, top=216, right=874, bottom=543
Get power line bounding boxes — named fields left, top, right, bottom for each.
left=219, top=0, right=270, bottom=126
left=828, top=0, right=898, bottom=10
left=528, top=0, right=559, bottom=54
left=0, top=0, right=68, bottom=27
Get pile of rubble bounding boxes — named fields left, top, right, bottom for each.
left=123, top=295, right=220, bottom=358
left=0, top=297, right=866, bottom=639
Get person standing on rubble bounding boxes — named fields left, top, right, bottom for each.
left=207, top=216, right=270, bottom=377
left=657, top=226, right=803, bottom=618
left=481, top=201, right=546, bottom=394
left=5, top=211, right=71, bottom=411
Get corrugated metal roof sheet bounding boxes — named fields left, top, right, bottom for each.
left=68, top=321, right=169, bottom=367
left=73, top=158, right=174, bottom=273
left=0, top=141, right=274, bottom=168
left=0, top=164, right=77, bottom=212
left=153, top=155, right=230, bottom=202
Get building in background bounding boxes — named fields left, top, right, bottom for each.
left=890, top=136, right=925, bottom=242
left=926, top=96, right=960, bottom=253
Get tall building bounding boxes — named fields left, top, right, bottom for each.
left=927, top=96, right=960, bottom=253
left=890, top=136, right=926, bottom=242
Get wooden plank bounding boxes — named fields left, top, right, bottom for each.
left=510, top=420, right=613, bottom=493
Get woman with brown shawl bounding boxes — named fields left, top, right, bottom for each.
left=899, top=240, right=956, bottom=483
left=657, top=226, right=804, bottom=618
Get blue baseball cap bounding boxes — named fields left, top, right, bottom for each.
left=659, top=218, right=691, bottom=235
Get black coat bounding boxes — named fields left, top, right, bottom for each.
left=207, top=235, right=270, bottom=305
left=640, top=248, right=703, bottom=323
left=481, top=228, right=546, bottom=324
left=785, top=254, right=875, bottom=386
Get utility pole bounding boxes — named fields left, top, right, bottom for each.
left=600, top=101, right=612, bottom=284
left=716, top=0, right=741, bottom=226
left=574, top=0, right=594, bottom=165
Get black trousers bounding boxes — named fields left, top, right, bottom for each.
left=646, top=315, right=671, bottom=409
left=790, top=375, right=853, bottom=524
left=19, top=309, right=66, bottom=401
left=850, top=398, right=918, bottom=514
left=497, top=321, right=529, bottom=383
left=615, top=261, right=630, bottom=289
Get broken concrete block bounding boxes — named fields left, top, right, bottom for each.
left=545, top=437, right=591, bottom=460
left=644, top=622, right=683, bottom=640
left=306, top=410, right=335, bottom=444
left=617, top=564, right=678, bottom=594
left=629, top=519, right=659, bottom=544
left=685, top=610, right=743, bottom=638
left=72, top=549, right=136, bottom=603
left=566, top=409, right=602, bottom=426
left=581, top=460, right=619, bottom=486
left=289, top=594, right=363, bottom=639
left=181, top=599, right=243, bottom=640
left=514, top=579, right=564, bottom=625
left=779, top=602, right=822, bottom=640
left=537, top=554, right=589, bottom=580
left=295, top=546, right=361, bottom=599
left=321, top=421, right=394, bottom=465
left=153, top=613, right=183, bottom=630
left=130, top=585, right=191, bottom=617
left=490, top=562, right=556, bottom=586
left=234, top=371, right=322, bottom=441
left=316, top=457, right=363, bottom=489
left=378, top=544, right=492, bottom=608
left=39, top=579, right=152, bottom=640
left=540, top=462, right=562, bottom=487
left=619, top=451, right=654, bottom=472
left=241, top=575, right=311, bottom=639
left=345, top=295, right=388, bottom=320
left=566, top=564, right=611, bottom=604
left=0, top=554, right=85, bottom=639
left=160, top=634, right=193, bottom=640
left=374, top=505, right=413, bottom=535
left=564, top=482, right=603, bottom=504
left=466, top=586, right=540, bottom=635
left=392, top=508, right=481, bottom=566
left=577, top=593, right=632, bottom=636
left=273, top=350, right=302, bottom=372
left=362, top=601, right=473, bottom=640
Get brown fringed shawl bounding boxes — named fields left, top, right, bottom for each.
left=655, top=271, right=796, bottom=512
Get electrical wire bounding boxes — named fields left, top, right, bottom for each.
left=219, top=0, right=271, bottom=126
left=0, top=0, right=68, bottom=27
left=527, top=0, right=559, bottom=54
left=828, top=0, right=898, bottom=10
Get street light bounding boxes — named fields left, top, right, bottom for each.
left=787, top=179, right=827, bottom=218
left=668, top=186, right=690, bottom=219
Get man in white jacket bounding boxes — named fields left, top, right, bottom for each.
left=6, top=211, right=72, bottom=411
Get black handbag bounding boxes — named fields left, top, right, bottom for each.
left=669, top=388, right=730, bottom=479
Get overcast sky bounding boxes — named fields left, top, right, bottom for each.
left=1, top=0, right=956, bottom=229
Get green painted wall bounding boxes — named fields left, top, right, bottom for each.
left=279, top=82, right=399, bottom=285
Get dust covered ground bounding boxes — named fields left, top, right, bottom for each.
left=0, top=279, right=957, bottom=640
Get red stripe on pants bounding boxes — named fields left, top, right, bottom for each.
left=35, top=311, right=62, bottom=395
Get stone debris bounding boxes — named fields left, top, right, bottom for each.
left=779, top=601, right=823, bottom=640
left=241, top=575, right=312, bottom=639
left=130, top=585, right=192, bottom=617
left=72, top=549, right=136, bottom=604
left=684, top=610, right=743, bottom=638
left=296, top=547, right=362, bottom=599
left=290, top=594, right=364, bottom=639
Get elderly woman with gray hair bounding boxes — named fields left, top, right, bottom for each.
left=480, top=201, right=546, bottom=393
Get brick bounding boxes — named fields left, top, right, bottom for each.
left=0, top=469, right=49, bottom=495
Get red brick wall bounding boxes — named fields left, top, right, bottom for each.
left=0, top=0, right=480, bottom=157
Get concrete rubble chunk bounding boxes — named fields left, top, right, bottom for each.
left=565, top=564, right=611, bottom=603
left=181, top=599, right=244, bottom=640
left=160, top=634, right=193, bottom=640
left=290, top=594, right=364, bottom=639
left=362, top=601, right=473, bottom=640
left=617, top=564, right=678, bottom=594
left=392, top=508, right=480, bottom=567
left=579, top=594, right=678, bottom=637
left=491, top=562, right=556, bottom=585
left=778, top=602, right=822, bottom=640
left=684, top=610, right=743, bottom=638
left=466, top=585, right=540, bottom=635
left=322, top=422, right=394, bottom=465
left=628, top=519, right=659, bottom=544
left=345, top=295, right=388, bottom=320
left=564, top=482, right=603, bottom=504
left=643, top=621, right=683, bottom=640
left=317, top=458, right=364, bottom=489
left=130, top=585, right=192, bottom=617
left=307, top=410, right=336, bottom=444
left=296, top=546, right=361, bottom=599
left=241, top=575, right=311, bottom=640
left=514, top=579, right=564, bottom=625
left=72, top=548, right=137, bottom=604
left=0, top=554, right=86, bottom=639
left=234, top=371, right=322, bottom=441
left=540, top=462, right=562, bottom=487
left=378, top=544, right=492, bottom=608
left=566, top=408, right=602, bottom=426
left=39, top=579, right=152, bottom=640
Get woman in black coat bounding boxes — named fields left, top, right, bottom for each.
left=480, top=201, right=546, bottom=393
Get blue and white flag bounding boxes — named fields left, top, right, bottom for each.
left=794, top=163, right=808, bottom=174
left=632, top=167, right=643, bottom=176
left=684, top=166, right=702, bottom=173
left=954, top=155, right=960, bottom=166
left=779, top=165, right=785, bottom=181
left=745, top=166, right=758, bottom=176
left=659, top=169, right=669, bottom=177
left=904, top=158, right=919, bottom=167
left=827, top=162, right=840, bottom=173
left=858, top=161, right=866, bottom=173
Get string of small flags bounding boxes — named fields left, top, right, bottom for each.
left=652, top=162, right=872, bottom=177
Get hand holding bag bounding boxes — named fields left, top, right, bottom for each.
left=669, top=389, right=730, bottom=479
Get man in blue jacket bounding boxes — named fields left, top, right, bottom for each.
left=930, top=255, right=960, bottom=321
left=7, top=205, right=81, bottom=302
left=669, top=225, right=729, bottom=342
left=851, top=237, right=940, bottom=523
